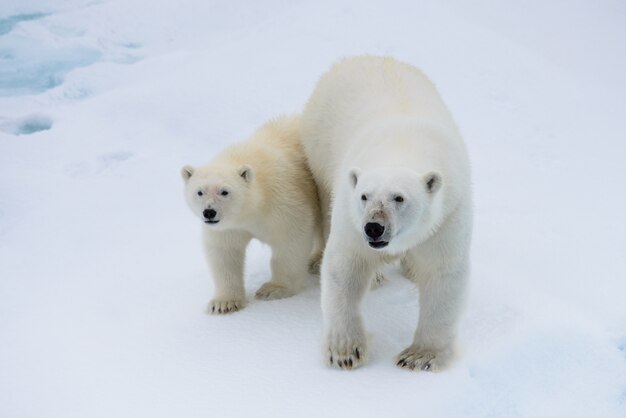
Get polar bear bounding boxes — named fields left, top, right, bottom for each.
left=301, top=56, right=472, bottom=371
left=181, top=115, right=322, bottom=314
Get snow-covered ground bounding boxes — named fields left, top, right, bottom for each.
left=1, top=0, right=625, bottom=417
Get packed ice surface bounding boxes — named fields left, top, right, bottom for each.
left=1, top=1, right=625, bottom=417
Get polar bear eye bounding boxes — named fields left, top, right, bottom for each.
left=361, top=194, right=367, bottom=201
left=220, top=190, right=229, bottom=196
left=394, top=195, right=404, bottom=203
left=197, top=190, right=203, bottom=197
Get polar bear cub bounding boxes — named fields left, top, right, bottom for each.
left=181, top=115, right=322, bottom=314
left=301, top=56, right=472, bottom=371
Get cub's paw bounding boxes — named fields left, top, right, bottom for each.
left=395, top=345, right=453, bottom=372
left=207, top=298, right=246, bottom=315
left=255, top=282, right=297, bottom=301
left=324, top=329, right=367, bottom=370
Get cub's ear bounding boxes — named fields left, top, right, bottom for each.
left=238, top=165, right=254, bottom=182
left=181, top=165, right=194, bottom=182
left=348, top=167, right=361, bottom=188
left=424, top=171, right=442, bottom=194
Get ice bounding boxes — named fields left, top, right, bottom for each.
left=0, top=0, right=625, bottom=417
left=0, top=114, right=53, bottom=135
left=0, top=34, right=101, bottom=96
left=0, top=12, right=48, bottom=36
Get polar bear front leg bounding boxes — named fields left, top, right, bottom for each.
left=321, top=241, right=374, bottom=370
left=255, top=234, right=313, bottom=301
left=396, top=263, right=468, bottom=371
left=307, top=184, right=331, bottom=277
left=203, top=229, right=251, bottom=314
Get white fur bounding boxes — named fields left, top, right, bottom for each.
left=182, top=115, right=322, bottom=314
left=301, top=56, right=472, bottom=370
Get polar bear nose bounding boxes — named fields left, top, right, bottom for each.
left=364, top=222, right=385, bottom=239
left=203, top=208, right=217, bottom=220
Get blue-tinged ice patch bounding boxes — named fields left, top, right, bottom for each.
left=65, top=152, right=135, bottom=178
left=0, top=13, right=49, bottom=36
left=0, top=34, right=101, bottom=96
left=99, top=151, right=133, bottom=165
left=0, top=114, right=53, bottom=135
left=15, top=115, right=52, bottom=135
left=122, top=42, right=141, bottom=49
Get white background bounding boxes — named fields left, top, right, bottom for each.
left=1, top=1, right=625, bottom=417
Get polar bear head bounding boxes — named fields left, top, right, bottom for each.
left=181, top=163, right=255, bottom=229
left=348, top=167, right=442, bottom=253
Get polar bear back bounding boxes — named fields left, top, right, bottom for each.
left=302, top=56, right=471, bottom=213
left=216, top=115, right=318, bottom=211
left=215, top=116, right=308, bottom=189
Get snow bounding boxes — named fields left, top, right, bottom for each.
left=1, top=0, right=625, bottom=417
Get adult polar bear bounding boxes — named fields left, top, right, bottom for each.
left=301, top=56, right=472, bottom=371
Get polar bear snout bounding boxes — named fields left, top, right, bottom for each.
left=364, top=222, right=384, bottom=239
left=364, top=222, right=389, bottom=249
left=203, top=208, right=219, bottom=224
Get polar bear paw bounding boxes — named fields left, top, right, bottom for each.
left=208, top=298, right=246, bottom=314
left=324, top=331, right=367, bottom=370
left=395, top=345, right=453, bottom=372
left=255, top=282, right=297, bottom=300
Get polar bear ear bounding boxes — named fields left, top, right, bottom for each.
left=181, top=165, right=194, bottom=182
left=238, top=165, right=254, bottom=182
left=348, top=167, right=361, bottom=188
left=424, top=171, right=442, bottom=194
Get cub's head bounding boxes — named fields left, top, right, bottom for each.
left=348, top=167, right=442, bottom=253
left=181, top=163, right=254, bottom=229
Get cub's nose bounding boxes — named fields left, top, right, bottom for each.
left=203, top=208, right=217, bottom=220
left=364, top=222, right=385, bottom=239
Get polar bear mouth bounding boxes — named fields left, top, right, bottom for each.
left=368, top=241, right=389, bottom=249
left=204, top=220, right=220, bottom=224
